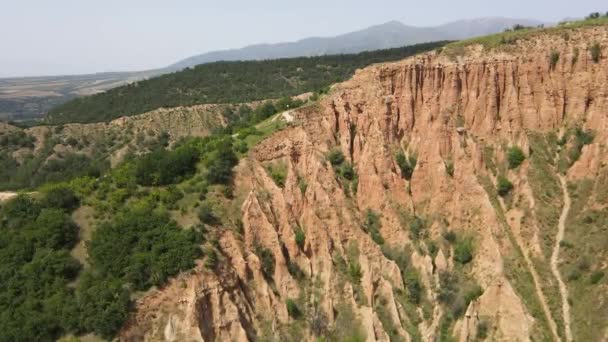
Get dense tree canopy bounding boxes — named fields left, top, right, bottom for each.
left=46, top=41, right=448, bottom=124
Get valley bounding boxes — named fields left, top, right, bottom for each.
left=1, top=14, right=608, bottom=342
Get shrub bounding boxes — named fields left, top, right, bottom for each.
left=339, top=163, right=355, bottom=180
left=205, top=140, right=238, bottom=185
left=396, top=152, right=416, bottom=180
left=327, top=149, right=345, bottom=166
left=591, top=42, right=601, bottom=63
left=362, top=209, right=384, bottom=245
left=454, top=237, right=474, bottom=264
left=41, top=185, right=80, bottom=212
left=497, top=176, right=513, bottom=197
left=204, top=249, right=218, bottom=270
left=464, top=284, right=483, bottom=303
left=405, top=272, right=423, bottom=304
left=445, top=160, right=454, bottom=177
left=348, top=263, right=362, bottom=284
left=258, top=247, right=275, bottom=278
left=410, top=216, right=425, bottom=240
left=198, top=203, right=219, bottom=225
left=297, top=175, right=307, bottom=194
left=443, top=230, right=457, bottom=243
left=295, top=228, right=305, bottom=249
left=507, top=146, right=526, bottom=169
left=286, top=299, right=301, bottom=319
left=287, top=261, right=305, bottom=280
left=266, top=162, right=287, bottom=188
left=477, top=320, right=489, bottom=339
left=549, top=50, right=560, bottom=70
left=135, top=144, right=199, bottom=186
left=590, top=271, right=605, bottom=284
left=574, top=127, right=594, bottom=145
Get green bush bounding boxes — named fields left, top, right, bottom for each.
left=41, top=185, right=80, bottom=212
left=135, top=144, right=199, bottom=186
left=286, top=299, right=301, bottom=319
left=266, top=162, right=287, bottom=188
left=507, top=146, right=526, bottom=169
left=257, top=247, right=275, bottom=278
left=204, top=249, right=218, bottom=270
left=410, top=216, right=425, bottom=240
left=295, top=228, right=305, bottom=249
left=204, top=138, right=239, bottom=185
left=297, top=175, right=307, bottom=194
left=590, top=270, right=604, bottom=284
left=442, top=230, right=457, bottom=243
left=362, top=209, right=384, bottom=245
left=454, top=237, right=474, bottom=264
left=396, top=152, right=416, bottom=180
left=591, top=42, right=601, bottom=63
left=348, top=263, right=363, bottom=284
left=477, top=320, right=489, bottom=339
left=549, top=50, right=560, bottom=70
left=445, top=160, right=455, bottom=177
left=328, top=149, right=345, bottom=166
left=497, top=175, right=513, bottom=197
left=198, top=203, right=219, bottom=225
left=339, top=163, right=355, bottom=180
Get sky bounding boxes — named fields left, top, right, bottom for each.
left=1, top=0, right=605, bottom=77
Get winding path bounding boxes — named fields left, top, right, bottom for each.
left=551, top=176, right=573, bottom=342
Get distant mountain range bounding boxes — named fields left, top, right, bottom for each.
left=1, top=17, right=545, bottom=121
left=166, top=17, right=544, bottom=71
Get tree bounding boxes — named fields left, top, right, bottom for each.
left=507, top=146, right=526, bottom=169
left=205, top=140, right=238, bottom=185
left=497, top=176, right=513, bottom=197
left=41, top=185, right=79, bottom=212
left=87, top=203, right=201, bottom=290
left=76, top=272, right=131, bottom=339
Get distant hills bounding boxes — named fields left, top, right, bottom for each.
left=1, top=17, right=544, bottom=121
left=166, top=17, right=544, bottom=71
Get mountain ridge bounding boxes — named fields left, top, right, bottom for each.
left=166, top=17, right=544, bottom=71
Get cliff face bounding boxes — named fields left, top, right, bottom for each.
left=121, top=26, right=608, bottom=341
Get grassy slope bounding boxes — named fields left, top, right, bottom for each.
left=444, top=16, right=608, bottom=51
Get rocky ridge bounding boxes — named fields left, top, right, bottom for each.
left=116, top=25, right=608, bottom=341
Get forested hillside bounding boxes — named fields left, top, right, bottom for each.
left=46, top=41, right=448, bottom=124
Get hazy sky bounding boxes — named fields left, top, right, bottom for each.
left=1, top=0, right=605, bottom=77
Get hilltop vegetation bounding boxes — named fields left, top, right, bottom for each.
left=444, top=14, right=608, bottom=52
left=46, top=42, right=447, bottom=124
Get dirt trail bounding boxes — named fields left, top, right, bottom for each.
left=0, top=192, right=18, bottom=202
left=551, top=176, right=573, bottom=342
left=502, top=206, right=561, bottom=341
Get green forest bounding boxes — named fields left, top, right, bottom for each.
left=46, top=41, right=448, bottom=124
left=0, top=91, right=291, bottom=340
